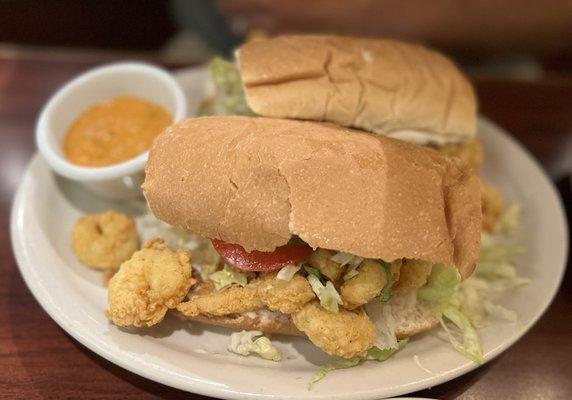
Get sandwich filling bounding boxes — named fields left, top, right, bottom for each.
left=175, top=235, right=439, bottom=359
left=165, top=227, right=480, bottom=362
left=162, top=218, right=525, bottom=365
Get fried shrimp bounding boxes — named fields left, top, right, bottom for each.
left=258, top=272, right=315, bottom=314
left=439, top=138, right=484, bottom=169
left=340, top=259, right=386, bottom=310
left=72, top=210, right=139, bottom=269
left=292, top=301, right=374, bottom=359
left=392, top=259, right=432, bottom=294
left=177, top=281, right=264, bottom=317
left=481, top=182, right=505, bottom=231
left=106, top=238, right=194, bottom=327
left=308, top=249, right=344, bottom=282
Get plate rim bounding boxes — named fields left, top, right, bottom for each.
left=10, top=116, right=569, bottom=399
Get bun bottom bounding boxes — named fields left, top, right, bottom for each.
left=181, top=310, right=303, bottom=336
left=177, top=293, right=439, bottom=339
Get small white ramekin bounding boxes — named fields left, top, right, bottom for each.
left=36, top=62, right=187, bottom=200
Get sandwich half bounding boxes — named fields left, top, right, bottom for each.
left=142, top=116, right=482, bottom=359
left=204, top=34, right=504, bottom=230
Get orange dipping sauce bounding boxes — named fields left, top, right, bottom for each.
left=64, top=96, right=172, bottom=167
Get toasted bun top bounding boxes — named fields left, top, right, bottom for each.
left=144, top=116, right=481, bottom=278
left=237, top=35, right=477, bottom=144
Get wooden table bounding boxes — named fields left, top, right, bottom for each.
left=1, top=54, right=571, bottom=400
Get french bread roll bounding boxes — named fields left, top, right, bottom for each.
left=236, top=35, right=477, bottom=144
left=144, top=116, right=481, bottom=279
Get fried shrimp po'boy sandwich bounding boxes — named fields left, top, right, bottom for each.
left=203, top=34, right=504, bottom=231
left=139, top=115, right=482, bottom=360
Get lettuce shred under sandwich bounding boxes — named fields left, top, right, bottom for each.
left=379, top=261, right=395, bottom=302
left=310, top=340, right=409, bottom=389
left=307, top=274, right=343, bottom=313
left=418, top=204, right=527, bottom=364
left=206, top=58, right=255, bottom=116
left=365, top=300, right=398, bottom=350
left=209, top=264, right=248, bottom=290
left=277, top=264, right=302, bottom=281
left=228, top=330, right=281, bottom=361
left=330, top=252, right=363, bottom=281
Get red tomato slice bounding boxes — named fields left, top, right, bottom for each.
left=211, top=239, right=313, bottom=272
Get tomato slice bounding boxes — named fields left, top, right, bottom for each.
left=211, top=239, right=313, bottom=272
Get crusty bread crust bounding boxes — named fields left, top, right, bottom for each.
left=237, top=35, right=477, bottom=142
left=144, top=116, right=481, bottom=278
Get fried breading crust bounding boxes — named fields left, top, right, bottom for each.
left=72, top=210, right=139, bottom=269
left=292, top=301, right=374, bottom=359
left=106, top=238, right=195, bottom=327
left=439, top=138, right=484, bottom=169
left=177, top=282, right=264, bottom=317
left=340, top=259, right=390, bottom=310
left=308, top=249, right=345, bottom=283
left=258, top=272, right=315, bottom=313
left=481, top=182, right=505, bottom=231
left=392, top=259, right=432, bottom=294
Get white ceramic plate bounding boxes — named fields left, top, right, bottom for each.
left=11, top=68, right=568, bottom=399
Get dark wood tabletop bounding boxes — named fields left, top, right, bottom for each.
left=1, top=53, right=571, bottom=400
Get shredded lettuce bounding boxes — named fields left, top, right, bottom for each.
left=200, top=263, right=220, bottom=281
left=365, top=301, right=398, bottom=350
left=331, top=252, right=363, bottom=267
left=379, top=261, right=395, bottom=302
left=440, top=306, right=483, bottom=364
left=494, top=203, right=521, bottom=236
left=418, top=264, right=461, bottom=306
left=309, top=358, right=361, bottom=389
left=418, top=205, right=527, bottom=364
left=479, top=234, right=525, bottom=269
left=331, top=252, right=363, bottom=280
left=418, top=264, right=484, bottom=363
left=310, top=340, right=408, bottom=388
left=483, top=301, right=518, bottom=322
left=277, top=264, right=301, bottom=281
left=209, top=264, right=247, bottom=290
left=303, top=265, right=324, bottom=281
left=451, top=277, right=490, bottom=328
left=343, top=264, right=360, bottom=281
left=450, top=232, right=528, bottom=329
left=228, top=330, right=281, bottom=361
left=366, top=339, right=409, bottom=361
left=307, top=275, right=343, bottom=313
left=207, top=57, right=254, bottom=116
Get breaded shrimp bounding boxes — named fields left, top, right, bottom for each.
left=481, top=182, right=505, bottom=231
left=72, top=210, right=138, bottom=269
left=292, top=301, right=374, bottom=359
left=392, top=259, right=432, bottom=294
left=177, top=281, right=264, bottom=317
left=439, top=138, right=484, bottom=169
left=258, top=272, right=315, bottom=314
left=340, top=259, right=385, bottom=309
left=308, top=249, right=344, bottom=283
left=341, top=259, right=402, bottom=309
left=106, top=238, right=194, bottom=327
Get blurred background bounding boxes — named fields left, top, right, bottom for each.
left=1, top=0, right=572, bottom=80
